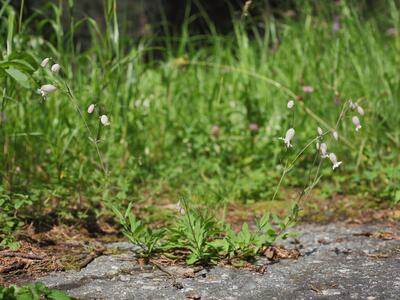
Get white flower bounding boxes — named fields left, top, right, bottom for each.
left=316, top=142, right=320, bottom=150
left=329, top=152, right=342, bottom=170
left=320, top=143, right=328, bottom=158
left=349, top=100, right=357, bottom=109
left=87, top=104, right=95, bottom=114
left=100, top=115, right=110, bottom=126
left=51, top=63, right=61, bottom=73
left=352, top=116, right=362, bottom=131
left=287, top=100, right=294, bottom=109
left=317, top=127, right=323, bottom=136
left=40, top=58, right=49, bottom=67
left=332, top=131, right=339, bottom=141
left=279, top=128, right=295, bottom=148
left=356, top=105, right=364, bottom=115
left=37, top=84, right=57, bottom=97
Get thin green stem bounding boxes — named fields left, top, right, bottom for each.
left=64, top=82, right=108, bottom=176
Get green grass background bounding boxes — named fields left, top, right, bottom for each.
left=0, top=0, right=399, bottom=235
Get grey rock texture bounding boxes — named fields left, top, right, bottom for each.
left=38, top=222, right=400, bottom=300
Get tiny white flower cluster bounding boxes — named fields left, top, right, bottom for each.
left=349, top=100, right=364, bottom=131
left=316, top=130, right=342, bottom=169
left=287, top=100, right=295, bottom=109
left=316, top=134, right=342, bottom=170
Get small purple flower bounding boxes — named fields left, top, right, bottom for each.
left=333, top=16, right=341, bottom=32
left=211, top=125, right=220, bottom=138
left=302, top=85, right=314, bottom=93
left=249, top=123, right=259, bottom=132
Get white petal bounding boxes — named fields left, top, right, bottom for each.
left=87, top=104, right=95, bottom=114
left=39, top=84, right=57, bottom=96
left=51, top=63, right=61, bottom=73
left=100, top=115, right=110, bottom=126
left=40, top=58, right=49, bottom=67
left=332, top=131, right=339, bottom=141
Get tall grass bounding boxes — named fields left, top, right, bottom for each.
left=0, top=0, right=399, bottom=231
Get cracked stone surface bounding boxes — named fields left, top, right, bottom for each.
left=37, top=222, right=400, bottom=299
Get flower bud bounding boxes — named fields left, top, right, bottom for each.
left=332, top=131, right=339, bottom=141
left=100, top=115, right=110, bottom=126
left=287, top=100, right=294, bottom=109
left=38, top=84, right=57, bottom=97
left=352, top=116, right=362, bottom=131
left=356, top=105, right=364, bottom=116
left=51, top=63, right=61, bottom=73
left=40, top=58, right=49, bottom=67
left=320, top=143, right=328, bottom=157
left=317, top=127, right=323, bottom=136
left=87, top=104, right=95, bottom=114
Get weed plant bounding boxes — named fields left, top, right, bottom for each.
left=0, top=0, right=399, bottom=253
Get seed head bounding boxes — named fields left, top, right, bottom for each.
left=279, top=128, right=295, bottom=148
left=329, top=152, right=342, bottom=170
left=352, top=116, right=362, bottom=131
left=87, top=104, right=95, bottom=114
left=40, top=58, right=49, bottom=67
left=100, top=115, right=110, bottom=126
left=287, top=100, right=294, bottom=109
left=51, top=63, right=61, bottom=73
left=37, top=84, right=57, bottom=97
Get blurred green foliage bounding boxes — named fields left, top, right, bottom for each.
left=0, top=0, right=399, bottom=245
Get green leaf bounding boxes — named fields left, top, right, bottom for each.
left=47, top=289, right=73, bottom=300
left=5, top=68, right=30, bottom=88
